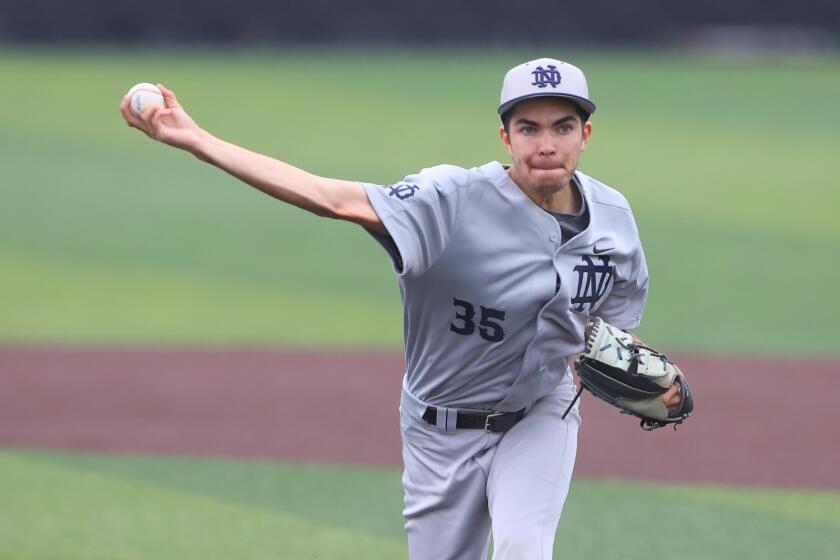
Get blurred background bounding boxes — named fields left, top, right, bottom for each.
left=0, top=1, right=838, bottom=558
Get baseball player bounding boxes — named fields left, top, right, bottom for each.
left=120, top=58, right=667, bottom=559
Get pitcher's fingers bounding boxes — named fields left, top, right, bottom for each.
left=661, top=383, right=681, bottom=412
left=119, top=95, right=132, bottom=122
left=149, top=107, right=174, bottom=128
left=158, top=84, right=181, bottom=108
left=140, top=104, right=163, bottom=126
left=137, top=105, right=165, bottom=139
left=120, top=95, right=145, bottom=129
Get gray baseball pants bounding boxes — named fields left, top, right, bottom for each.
left=399, top=376, right=581, bottom=559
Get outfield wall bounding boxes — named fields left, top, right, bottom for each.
left=1, top=0, right=837, bottom=45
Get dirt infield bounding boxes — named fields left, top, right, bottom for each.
left=1, top=346, right=837, bottom=489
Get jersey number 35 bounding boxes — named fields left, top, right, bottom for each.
left=449, top=298, right=507, bottom=343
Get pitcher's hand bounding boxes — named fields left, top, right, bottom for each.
left=120, top=84, right=204, bottom=153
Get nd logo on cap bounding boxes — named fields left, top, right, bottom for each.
left=498, top=58, right=596, bottom=117
left=531, top=65, right=562, bottom=89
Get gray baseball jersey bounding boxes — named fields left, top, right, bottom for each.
left=363, top=160, right=648, bottom=412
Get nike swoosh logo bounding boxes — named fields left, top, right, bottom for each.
left=593, top=245, right=613, bottom=254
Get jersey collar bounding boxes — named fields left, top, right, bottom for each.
left=480, top=161, right=593, bottom=249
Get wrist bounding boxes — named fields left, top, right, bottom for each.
left=190, top=129, right=216, bottom=162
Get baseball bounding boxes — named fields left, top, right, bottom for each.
left=127, top=82, right=165, bottom=117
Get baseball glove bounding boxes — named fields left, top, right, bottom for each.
left=565, top=317, right=694, bottom=431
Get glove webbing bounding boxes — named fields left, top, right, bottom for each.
left=561, top=384, right=684, bottom=431
left=561, top=339, right=670, bottom=421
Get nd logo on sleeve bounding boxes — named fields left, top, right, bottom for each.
left=385, top=182, right=420, bottom=200
left=570, top=255, right=614, bottom=312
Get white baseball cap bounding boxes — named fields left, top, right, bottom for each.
left=498, top=58, right=596, bottom=118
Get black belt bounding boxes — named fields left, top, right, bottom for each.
left=421, top=406, right=526, bottom=433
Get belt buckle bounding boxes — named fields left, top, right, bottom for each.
left=484, top=412, right=506, bottom=432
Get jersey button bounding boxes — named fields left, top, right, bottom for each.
left=550, top=233, right=559, bottom=243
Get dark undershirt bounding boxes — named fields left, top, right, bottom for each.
left=547, top=178, right=590, bottom=294
left=547, top=193, right=589, bottom=244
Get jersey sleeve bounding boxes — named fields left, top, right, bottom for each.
left=597, top=222, right=649, bottom=330
left=361, top=166, right=463, bottom=277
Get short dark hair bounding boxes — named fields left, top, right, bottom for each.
left=501, top=102, right=590, bottom=133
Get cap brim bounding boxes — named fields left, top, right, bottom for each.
left=498, top=93, right=596, bottom=118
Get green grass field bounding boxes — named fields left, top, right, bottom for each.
left=2, top=449, right=839, bottom=560
left=1, top=48, right=839, bottom=559
left=1, top=48, right=838, bottom=353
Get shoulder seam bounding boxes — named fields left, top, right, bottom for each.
left=590, top=199, right=632, bottom=213
left=427, top=173, right=466, bottom=275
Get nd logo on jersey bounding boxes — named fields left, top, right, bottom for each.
left=531, top=65, right=562, bottom=89
left=385, top=182, right=420, bottom=200
left=570, top=255, right=614, bottom=312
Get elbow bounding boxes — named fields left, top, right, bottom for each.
left=305, top=189, right=343, bottom=219
left=308, top=179, right=382, bottom=229
left=312, top=202, right=342, bottom=220
left=309, top=181, right=352, bottom=220
left=329, top=196, right=360, bottom=222
left=332, top=197, right=384, bottom=232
